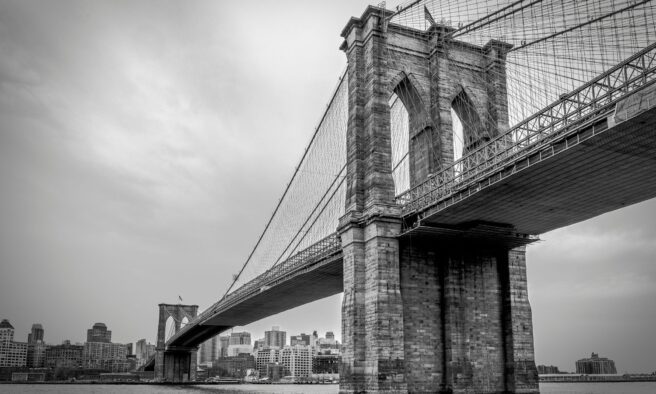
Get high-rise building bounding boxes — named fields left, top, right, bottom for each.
left=0, top=319, right=28, bottom=367
left=575, top=352, right=617, bottom=374
left=45, top=341, right=83, bottom=368
left=290, top=333, right=310, bottom=347
left=198, top=335, right=220, bottom=365
left=26, top=324, right=46, bottom=368
left=219, top=336, right=230, bottom=358
left=317, top=331, right=339, bottom=350
left=134, top=339, right=156, bottom=367
left=87, top=322, right=111, bottom=343
left=27, top=324, right=44, bottom=344
left=264, top=326, right=286, bottom=349
left=83, top=323, right=128, bottom=371
left=227, top=332, right=251, bottom=357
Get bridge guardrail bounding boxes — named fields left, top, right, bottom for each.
left=396, top=42, right=656, bottom=217
left=166, top=233, right=341, bottom=345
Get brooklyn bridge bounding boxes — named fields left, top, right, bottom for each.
left=144, top=1, right=656, bottom=392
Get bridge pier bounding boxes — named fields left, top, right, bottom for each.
left=398, top=230, right=538, bottom=393
left=339, top=6, right=538, bottom=393
left=154, top=303, right=199, bottom=382
left=155, top=346, right=198, bottom=382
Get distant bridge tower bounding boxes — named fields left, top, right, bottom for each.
left=154, top=303, right=198, bottom=382
left=338, top=6, right=538, bottom=393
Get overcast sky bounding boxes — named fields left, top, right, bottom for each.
left=0, top=0, right=654, bottom=374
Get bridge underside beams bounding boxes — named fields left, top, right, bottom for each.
left=196, top=256, right=343, bottom=332
left=398, top=234, right=538, bottom=394
left=413, top=108, right=656, bottom=234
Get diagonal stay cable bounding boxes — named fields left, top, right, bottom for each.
left=269, top=164, right=347, bottom=270
left=279, top=174, right=348, bottom=265
left=220, top=70, right=347, bottom=300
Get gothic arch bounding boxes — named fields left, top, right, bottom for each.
left=450, top=86, right=487, bottom=152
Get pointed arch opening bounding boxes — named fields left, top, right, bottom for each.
left=390, top=73, right=437, bottom=193
left=165, top=316, right=175, bottom=341
left=181, top=317, right=189, bottom=328
left=451, top=89, right=487, bottom=153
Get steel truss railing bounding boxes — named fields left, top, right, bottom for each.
left=397, top=42, right=656, bottom=216
left=167, top=233, right=341, bottom=346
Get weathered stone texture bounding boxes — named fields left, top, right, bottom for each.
left=339, top=6, right=538, bottom=394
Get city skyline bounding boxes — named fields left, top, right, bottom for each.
left=1, top=0, right=655, bottom=376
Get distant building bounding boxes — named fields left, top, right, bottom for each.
left=219, top=336, right=230, bottom=358
left=227, top=332, right=251, bottom=356
left=83, top=323, right=128, bottom=371
left=265, top=326, right=286, bottom=349
left=313, top=352, right=339, bottom=374
left=26, top=342, right=47, bottom=368
left=135, top=339, right=155, bottom=363
left=125, top=343, right=132, bottom=356
left=256, top=348, right=280, bottom=377
left=198, top=335, right=219, bottom=365
left=213, top=353, right=255, bottom=378
left=0, top=319, right=27, bottom=367
left=317, top=331, right=339, bottom=350
left=45, top=340, right=83, bottom=368
left=25, top=323, right=46, bottom=368
left=290, top=333, right=310, bottom=347
left=280, top=346, right=311, bottom=379
left=83, top=342, right=129, bottom=371
left=87, top=322, right=112, bottom=343
left=253, top=338, right=266, bottom=351
left=27, top=324, right=44, bottom=344
left=537, top=365, right=561, bottom=374
left=576, top=352, right=617, bottom=374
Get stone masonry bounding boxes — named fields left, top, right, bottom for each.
left=339, top=6, right=538, bottom=393
left=154, top=303, right=198, bottom=382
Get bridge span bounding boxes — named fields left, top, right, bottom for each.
left=151, top=3, right=656, bottom=393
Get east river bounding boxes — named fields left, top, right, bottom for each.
left=2, top=383, right=656, bottom=394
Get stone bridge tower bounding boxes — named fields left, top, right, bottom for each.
left=338, top=6, right=538, bottom=394
left=154, top=303, right=198, bottom=382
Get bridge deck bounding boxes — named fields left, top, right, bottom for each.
left=404, top=104, right=656, bottom=235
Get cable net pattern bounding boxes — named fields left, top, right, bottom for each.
left=218, top=0, right=655, bottom=305
left=389, top=0, right=656, bottom=196
left=223, top=72, right=348, bottom=297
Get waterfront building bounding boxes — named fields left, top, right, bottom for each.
left=83, top=323, right=129, bottom=371
left=264, top=326, right=286, bottom=348
left=537, top=365, right=561, bottom=374
left=86, top=322, right=111, bottom=343
left=575, top=352, right=617, bottom=374
left=0, top=319, right=27, bottom=367
left=313, top=351, right=339, bottom=374
left=26, top=342, right=46, bottom=368
left=280, top=345, right=311, bottom=379
left=256, top=347, right=281, bottom=376
left=44, top=340, right=83, bottom=368
left=213, top=353, right=255, bottom=378
left=290, top=333, right=310, bottom=347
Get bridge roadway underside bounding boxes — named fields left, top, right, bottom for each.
left=168, top=254, right=343, bottom=348
left=411, top=108, right=656, bottom=235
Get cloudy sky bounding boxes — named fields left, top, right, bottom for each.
left=0, top=0, right=654, bottom=374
